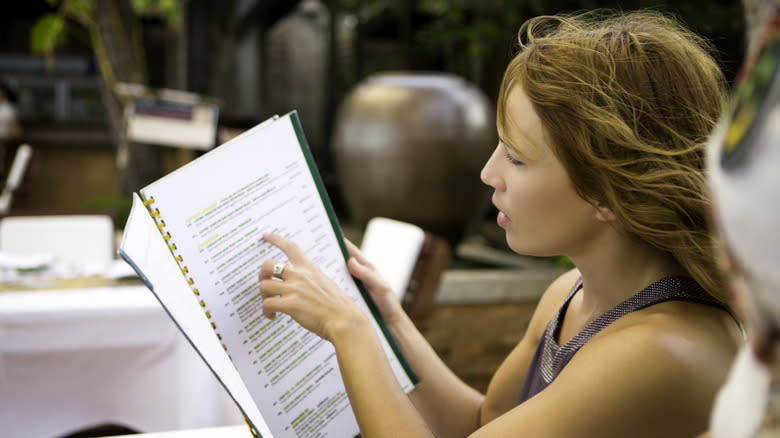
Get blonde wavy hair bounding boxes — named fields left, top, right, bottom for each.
left=498, top=10, right=729, bottom=302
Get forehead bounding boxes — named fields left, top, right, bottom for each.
left=499, top=86, right=550, bottom=161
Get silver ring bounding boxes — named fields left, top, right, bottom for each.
left=272, top=263, right=287, bottom=280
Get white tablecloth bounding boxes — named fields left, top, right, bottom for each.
left=108, top=425, right=252, bottom=438
left=0, top=285, right=244, bottom=438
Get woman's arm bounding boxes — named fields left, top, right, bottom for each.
left=345, top=239, right=486, bottom=437
left=372, top=265, right=581, bottom=434
left=260, top=234, right=485, bottom=437
left=328, top=309, right=435, bottom=438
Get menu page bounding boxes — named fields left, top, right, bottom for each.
left=119, top=192, right=271, bottom=438
left=137, top=112, right=414, bottom=438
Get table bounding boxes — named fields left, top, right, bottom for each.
left=0, top=285, right=244, bottom=438
left=106, top=425, right=252, bottom=438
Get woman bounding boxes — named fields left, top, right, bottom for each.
left=259, top=10, right=743, bottom=437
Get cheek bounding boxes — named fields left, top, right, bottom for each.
left=507, top=173, right=579, bottom=218
left=503, top=171, right=597, bottom=253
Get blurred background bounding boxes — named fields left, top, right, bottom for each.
left=0, top=0, right=746, bottom=230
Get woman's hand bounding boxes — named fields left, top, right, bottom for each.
left=343, top=239, right=406, bottom=326
left=258, top=233, right=368, bottom=341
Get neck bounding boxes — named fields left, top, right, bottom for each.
left=568, top=230, right=684, bottom=315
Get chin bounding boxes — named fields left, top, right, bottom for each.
left=506, top=237, right=537, bottom=257
left=505, top=235, right=557, bottom=258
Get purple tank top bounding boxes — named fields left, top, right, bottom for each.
left=515, top=276, right=729, bottom=405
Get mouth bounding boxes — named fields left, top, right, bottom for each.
left=497, top=210, right=511, bottom=227
left=492, top=198, right=511, bottom=227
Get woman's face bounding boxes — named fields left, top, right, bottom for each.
left=480, top=86, right=604, bottom=257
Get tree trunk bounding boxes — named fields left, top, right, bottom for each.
left=92, top=0, right=162, bottom=195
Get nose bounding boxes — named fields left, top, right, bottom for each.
left=480, top=144, right=504, bottom=191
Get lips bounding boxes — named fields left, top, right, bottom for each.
left=492, top=197, right=511, bottom=227
left=497, top=210, right=511, bottom=227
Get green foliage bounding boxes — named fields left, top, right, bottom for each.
left=31, top=0, right=182, bottom=58
left=30, top=13, right=66, bottom=54
left=158, top=0, right=181, bottom=27
left=62, top=0, right=93, bottom=18
left=30, top=1, right=93, bottom=59
left=412, top=0, right=745, bottom=86
left=132, top=0, right=181, bottom=28
left=551, top=255, right=575, bottom=270
left=131, top=0, right=152, bottom=9
left=84, top=195, right=133, bottom=228
left=414, top=0, right=531, bottom=78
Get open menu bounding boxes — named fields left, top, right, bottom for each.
left=119, top=111, right=416, bottom=438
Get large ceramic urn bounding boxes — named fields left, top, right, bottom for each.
left=331, top=72, right=496, bottom=245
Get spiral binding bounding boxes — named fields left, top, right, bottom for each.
left=142, top=196, right=227, bottom=349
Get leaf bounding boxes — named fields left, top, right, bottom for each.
left=62, top=0, right=93, bottom=17
left=159, top=0, right=181, bottom=28
left=30, top=13, right=67, bottom=54
left=419, top=0, right=449, bottom=15
left=131, top=0, right=181, bottom=28
left=131, top=0, right=153, bottom=13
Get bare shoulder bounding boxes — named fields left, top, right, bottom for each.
left=474, top=299, right=742, bottom=438
left=602, top=299, right=743, bottom=384
left=570, top=302, right=741, bottom=434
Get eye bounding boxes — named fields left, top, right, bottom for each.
left=499, top=139, right=527, bottom=166
left=504, top=151, right=525, bottom=166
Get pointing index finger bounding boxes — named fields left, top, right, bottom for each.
left=263, top=233, right=307, bottom=264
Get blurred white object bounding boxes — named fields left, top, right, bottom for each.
left=709, top=345, right=770, bottom=438
left=0, top=251, right=52, bottom=271
left=103, top=425, right=251, bottom=438
left=0, top=286, right=243, bottom=437
left=0, top=214, right=115, bottom=271
left=119, top=82, right=219, bottom=151
left=0, top=143, right=32, bottom=215
left=359, top=217, right=426, bottom=301
left=102, top=258, right=139, bottom=280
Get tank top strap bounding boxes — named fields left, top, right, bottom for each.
left=536, top=277, right=583, bottom=383
left=518, top=276, right=730, bottom=405
left=555, top=276, right=724, bottom=377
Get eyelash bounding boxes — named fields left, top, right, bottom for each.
left=504, top=152, right=525, bottom=166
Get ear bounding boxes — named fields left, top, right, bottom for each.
left=594, top=203, right=617, bottom=222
